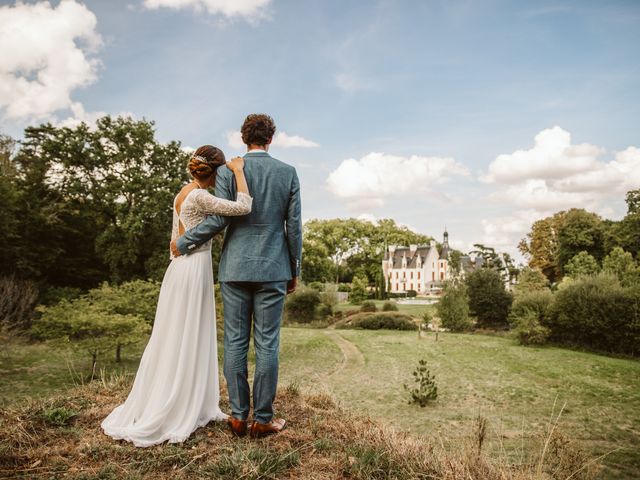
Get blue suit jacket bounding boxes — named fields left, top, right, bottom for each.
left=176, top=151, right=302, bottom=282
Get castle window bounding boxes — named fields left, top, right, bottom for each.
left=432, top=272, right=435, bottom=281
left=395, top=272, right=398, bottom=279
left=418, top=272, right=421, bottom=279
left=440, top=272, right=444, bottom=280
left=410, top=272, right=413, bottom=279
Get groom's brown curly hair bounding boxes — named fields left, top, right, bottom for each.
left=241, top=114, right=276, bottom=147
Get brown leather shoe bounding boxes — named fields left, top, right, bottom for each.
left=227, top=416, right=247, bottom=437
left=249, top=418, right=286, bottom=438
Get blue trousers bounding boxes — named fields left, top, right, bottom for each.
left=221, top=281, right=287, bottom=424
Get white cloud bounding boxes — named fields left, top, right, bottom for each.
left=480, top=126, right=602, bottom=184
left=142, top=0, right=271, bottom=20
left=0, top=0, right=102, bottom=120
left=357, top=213, right=379, bottom=225
left=54, top=102, right=134, bottom=129
left=482, top=126, right=640, bottom=213
left=227, top=131, right=244, bottom=149
left=326, top=152, right=470, bottom=207
left=480, top=210, right=541, bottom=254
left=226, top=130, right=319, bottom=150
left=479, top=127, right=640, bottom=260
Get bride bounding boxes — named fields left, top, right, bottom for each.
left=101, top=145, right=252, bottom=447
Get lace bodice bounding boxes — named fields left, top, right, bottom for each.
left=170, top=189, right=253, bottom=259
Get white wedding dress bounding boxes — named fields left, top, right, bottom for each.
left=101, top=188, right=253, bottom=447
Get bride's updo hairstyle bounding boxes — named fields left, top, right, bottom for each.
left=188, top=145, right=225, bottom=182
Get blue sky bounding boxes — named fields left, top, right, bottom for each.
left=1, top=0, right=639, bottom=259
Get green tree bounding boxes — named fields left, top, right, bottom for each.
left=0, top=133, right=21, bottom=274
left=564, top=251, right=600, bottom=277
left=350, top=275, right=369, bottom=304
left=513, top=267, right=549, bottom=297
left=465, top=268, right=512, bottom=327
left=519, top=211, right=567, bottom=283
left=11, top=117, right=190, bottom=286
left=603, top=247, right=639, bottom=286
left=626, top=189, right=640, bottom=215
left=301, top=237, right=334, bottom=283
left=436, top=280, right=471, bottom=331
left=556, top=209, right=604, bottom=275
left=604, top=190, right=640, bottom=259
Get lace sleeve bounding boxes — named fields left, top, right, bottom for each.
left=192, top=189, right=253, bottom=217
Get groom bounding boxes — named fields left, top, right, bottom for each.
left=171, top=113, right=302, bottom=437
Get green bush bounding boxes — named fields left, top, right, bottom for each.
left=308, top=281, right=324, bottom=292
left=382, top=301, right=398, bottom=312
left=350, top=275, right=368, bottom=304
left=509, top=290, right=554, bottom=327
left=285, top=288, right=321, bottom=323
left=316, top=303, right=333, bottom=319
left=360, top=301, right=377, bottom=312
left=336, top=312, right=417, bottom=331
left=31, top=291, right=150, bottom=377
left=406, top=290, right=417, bottom=298
left=513, top=309, right=551, bottom=346
left=437, top=281, right=471, bottom=332
left=337, top=283, right=351, bottom=292
left=466, top=269, right=512, bottom=327
left=85, top=280, right=160, bottom=325
left=546, top=273, right=640, bottom=355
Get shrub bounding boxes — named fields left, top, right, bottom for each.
left=0, top=275, right=39, bottom=333
left=85, top=280, right=160, bottom=325
left=360, top=300, right=377, bottom=312
left=308, top=281, right=324, bottom=292
left=337, top=283, right=351, bottom=292
left=437, top=281, right=471, bottom=332
left=509, top=290, right=554, bottom=327
left=336, top=312, right=417, bottom=331
left=285, top=288, right=321, bottom=323
left=31, top=295, right=150, bottom=378
left=316, top=303, right=333, bottom=319
left=406, top=290, right=417, bottom=298
left=382, top=301, right=398, bottom=312
left=546, top=273, right=640, bottom=355
left=404, top=359, right=437, bottom=407
left=465, top=269, right=512, bottom=327
left=320, top=284, right=338, bottom=313
left=513, top=309, right=551, bottom=346
left=349, top=275, right=368, bottom=304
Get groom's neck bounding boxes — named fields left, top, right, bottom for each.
left=247, top=144, right=269, bottom=152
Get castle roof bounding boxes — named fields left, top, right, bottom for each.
left=385, top=244, right=439, bottom=269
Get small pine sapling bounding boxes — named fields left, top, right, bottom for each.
left=404, top=359, right=438, bottom=407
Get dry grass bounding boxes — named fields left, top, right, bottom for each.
left=0, top=373, right=601, bottom=479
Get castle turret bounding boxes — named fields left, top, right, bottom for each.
left=441, top=227, right=450, bottom=259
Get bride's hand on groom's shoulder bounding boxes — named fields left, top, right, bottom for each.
left=227, top=156, right=244, bottom=172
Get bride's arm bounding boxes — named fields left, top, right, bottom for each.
left=192, top=157, right=252, bottom=216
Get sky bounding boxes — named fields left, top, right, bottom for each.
left=1, top=0, right=639, bottom=261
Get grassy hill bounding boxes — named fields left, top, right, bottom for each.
left=2, top=326, right=638, bottom=478
left=1, top=375, right=597, bottom=479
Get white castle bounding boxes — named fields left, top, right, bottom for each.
left=382, top=229, right=452, bottom=294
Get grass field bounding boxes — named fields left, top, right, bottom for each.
left=333, top=299, right=436, bottom=317
left=2, top=327, right=638, bottom=478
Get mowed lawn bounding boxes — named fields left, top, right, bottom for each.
left=320, top=329, right=640, bottom=480
left=2, top=327, right=638, bottom=478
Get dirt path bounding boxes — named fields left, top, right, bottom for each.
left=324, top=330, right=365, bottom=377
